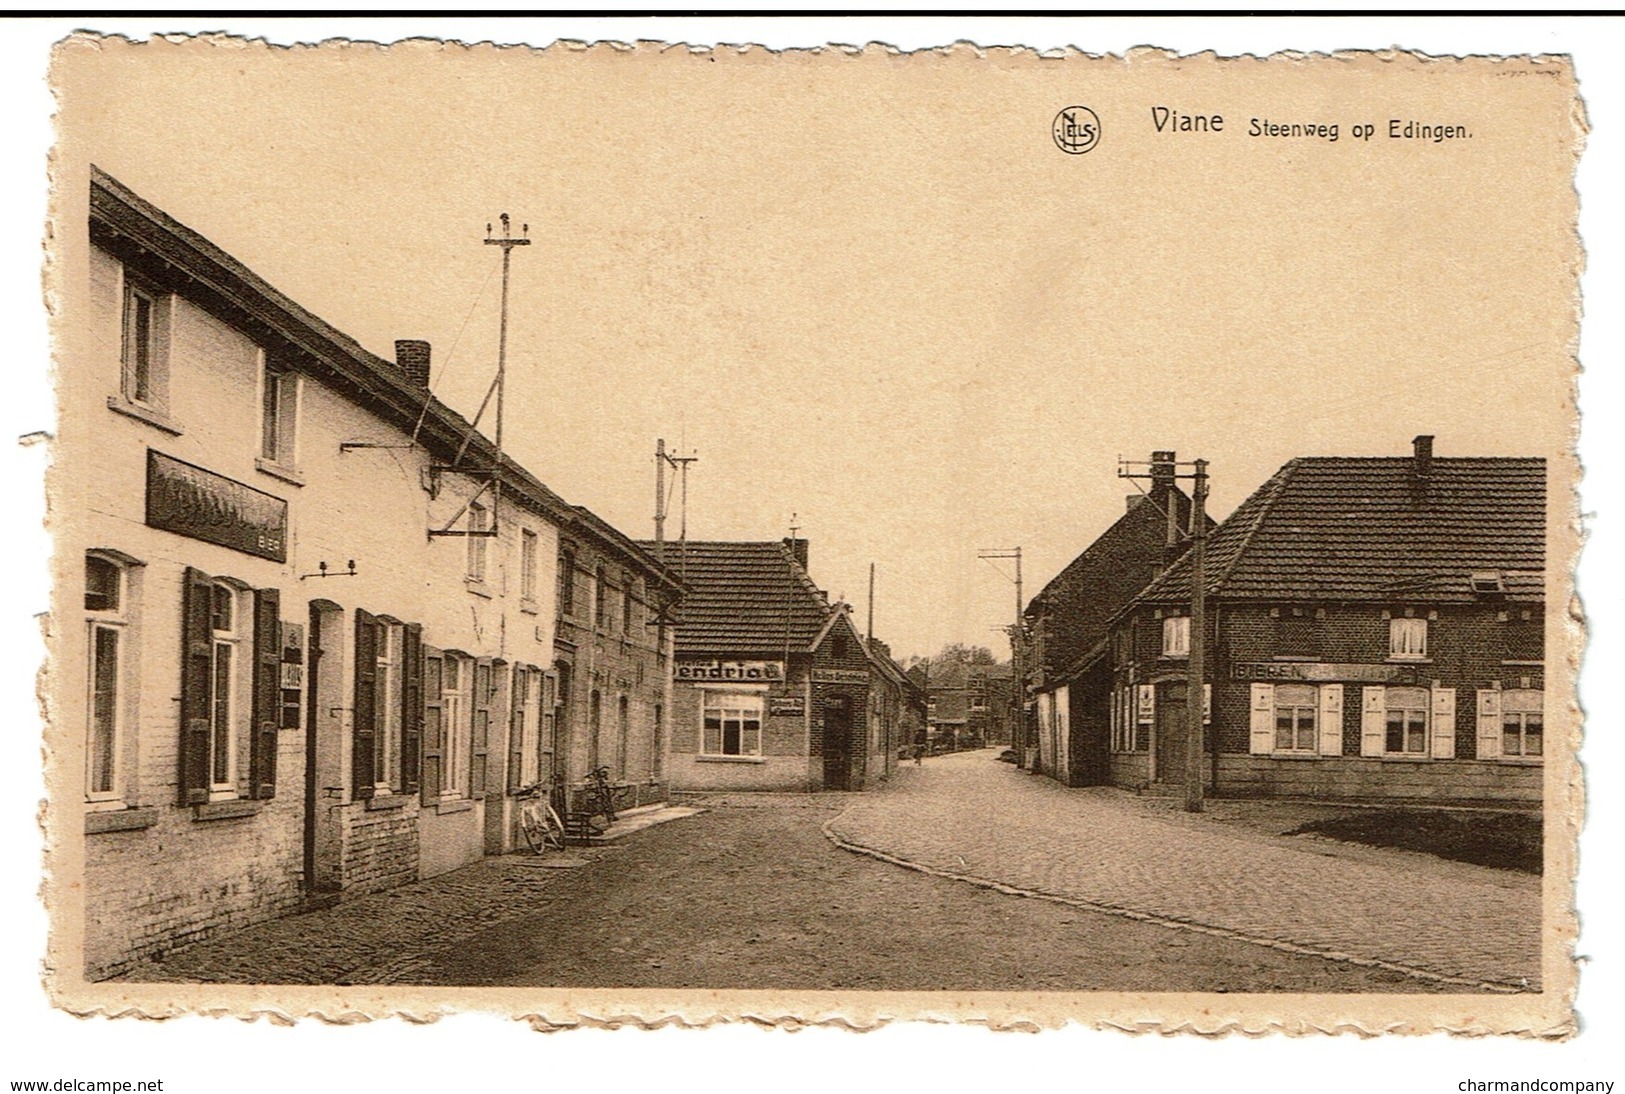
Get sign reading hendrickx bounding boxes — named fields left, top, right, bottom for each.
left=146, top=451, right=288, bottom=562
left=1231, top=662, right=1417, bottom=684
left=675, top=659, right=785, bottom=683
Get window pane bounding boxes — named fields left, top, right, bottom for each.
left=211, top=585, right=233, bottom=633
left=1386, top=711, right=1405, bottom=753
left=1276, top=713, right=1296, bottom=751
left=261, top=369, right=281, bottom=460
left=1406, top=716, right=1426, bottom=754
left=85, top=556, right=120, bottom=612
left=89, top=626, right=119, bottom=794
left=124, top=287, right=152, bottom=403
left=703, top=714, right=721, bottom=755
left=212, top=643, right=233, bottom=784
left=1527, top=716, right=1542, bottom=757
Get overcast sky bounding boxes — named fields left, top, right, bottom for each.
left=55, top=36, right=1577, bottom=661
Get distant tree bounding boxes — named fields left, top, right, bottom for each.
left=927, top=643, right=1002, bottom=674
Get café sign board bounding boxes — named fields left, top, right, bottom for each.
left=675, top=659, right=785, bottom=683
left=812, top=668, right=869, bottom=685
left=1231, top=662, right=1416, bottom=684
left=146, top=451, right=288, bottom=562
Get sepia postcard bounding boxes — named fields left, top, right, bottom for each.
left=38, top=28, right=1588, bottom=1044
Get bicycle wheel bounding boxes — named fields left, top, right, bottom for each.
left=520, top=801, right=548, bottom=854
left=541, top=804, right=568, bottom=851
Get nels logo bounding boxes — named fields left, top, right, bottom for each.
left=1052, top=106, right=1101, bottom=155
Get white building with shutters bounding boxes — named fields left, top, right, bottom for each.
left=57, top=167, right=679, bottom=980
left=1101, top=437, right=1546, bottom=806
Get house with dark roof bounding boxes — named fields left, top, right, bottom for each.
left=1101, top=436, right=1545, bottom=805
left=1023, top=451, right=1205, bottom=784
left=635, top=538, right=906, bottom=791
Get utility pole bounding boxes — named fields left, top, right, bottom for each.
left=653, top=439, right=697, bottom=573
left=430, top=213, right=528, bottom=538
left=483, top=213, right=529, bottom=531
left=1119, top=455, right=1210, bottom=812
left=867, top=562, right=876, bottom=643
left=978, top=547, right=1024, bottom=763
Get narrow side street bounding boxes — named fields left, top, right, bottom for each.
left=828, top=750, right=1542, bottom=991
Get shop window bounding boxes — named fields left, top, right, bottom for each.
left=1383, top=686, right=1430, bottom=755
left=703, top=692, right=764, bottom=757
left=520, top=529, right=539, bottom=604
left=85, top=554, right=130, bottom=802
left=259, top=359, right=300, bottom=469
left=178, top=569, right=280, bottom=804
left=652, top=703, right=664, bottom=780
left=353, top=614, right=405, bottom=794
left=617, top=695, right=631, bottom=778
left=1389, top=617, right=1428, bottom=660
left=1162, top=616, right=1190, bottom=657
left=207, top=583, right=243, bottom=794
left=1500, top=689, right=1543, bottom=759
left=442, top=654, right=470, bottom=796
left=1273, top=684, right=1318, bottom=753
left=589, top=689, right=603, bottom=770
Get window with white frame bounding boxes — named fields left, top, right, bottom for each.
left=85, top=555, right=128, bottom=802
left=374, top=622, right=403, bottom=790
left=520, top=529, right=539, bottom=604
left=466, top=501, right=489, bottom=583
left=1384, top=685, right=1430, bottom=755
left=208, top=582, right=244, bottom=795
left=119, top=275, right=168, bottom=409
left=1162, top=615, right=1191, bottom=657
left=259, top=359, right=299, bottom=468
left=702, top=691, right=764, bottom=757
left=1501, top=689, right=1543, bottom=758
left=1389, top=616, right=1428, bottom=660
left=1273, top=684, right=1318, bottom=753
left=442, top=654, right=469, bottom=796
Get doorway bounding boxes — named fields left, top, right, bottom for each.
left=1153, top=679, right=1188, bottom=786
left=823, top=695, right=852, bottom=791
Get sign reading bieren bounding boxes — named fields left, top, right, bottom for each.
left=146, top=450, right=288, bottom=562
left=1231, top=661, right=1417, bottom=684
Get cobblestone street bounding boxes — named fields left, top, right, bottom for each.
left=116, top=771, right=1476, bottom=993
left=829, top=750, right=1542, bottom=991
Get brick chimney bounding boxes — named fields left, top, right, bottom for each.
left=395, top=340, right=431, bottom=388
left=1151, top=450, right=1179, bottom=549
left=1150, top=450, right=1176, bottom=495
left=783, top=537, right=809, bottom=571
left=1412, top=434, right=1434, bottom=503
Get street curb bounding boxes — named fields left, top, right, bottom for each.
left=820, top=814, right=1530, bottom=995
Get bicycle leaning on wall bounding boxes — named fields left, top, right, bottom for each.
left=582, top=765, right=629, bottom=828
left=517, top=773, right=569, bottom=854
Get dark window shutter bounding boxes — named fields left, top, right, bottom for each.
left=470, top=658, right=492, bottom=796
left=250, top=587, right=281, bottom=800
left=401, top=623, right=423, bottom=793
left=178, top=567, right=215, bottom=804
left=352, top=608, right=378, bottom=800
left=507, top=665, right=527, bottom=792
left=420, top=648, right=444, bottom=805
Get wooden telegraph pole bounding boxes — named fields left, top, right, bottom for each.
left=1119, top=456, right=1210, bottom=813
left=978, top=547, right=1024, bottom=762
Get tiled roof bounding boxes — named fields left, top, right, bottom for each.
left=632, top=540, right=834, bottom=657
left=1129, top=456, right=1546, bottom=606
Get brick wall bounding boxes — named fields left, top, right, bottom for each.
left=338, top=800, right=420, bottom=895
